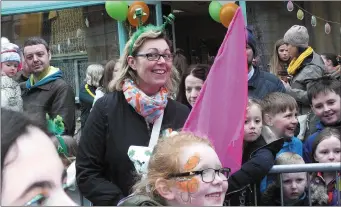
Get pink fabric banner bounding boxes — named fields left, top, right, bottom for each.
left=182, top=8, right=248, bottom=174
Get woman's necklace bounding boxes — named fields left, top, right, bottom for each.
left=85, top=84, right=95, bottom=98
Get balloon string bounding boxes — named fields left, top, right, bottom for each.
left=292, top=2, right=341, bottom=24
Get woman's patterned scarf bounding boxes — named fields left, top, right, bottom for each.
left=123, top=79, right=168, bottom=124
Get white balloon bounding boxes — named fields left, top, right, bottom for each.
left=218, top=1, right=236, bottom=5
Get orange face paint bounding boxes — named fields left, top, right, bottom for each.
left=175, top=153, right=201, bottom=193
left=183, top=153, right=200, bottom=171
left=176, top=177, right=200, bottom=193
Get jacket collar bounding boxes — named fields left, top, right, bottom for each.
left=248, top=66, right=255, bottom=80
left=25, top=80, right=54, bottom=91
left=280, top=191, right=307, bottom=206
left=316, top=172, right=340, bottom=184
left=329, top=65, right=340, bottom=79
left=302, top=51, right=325, bottom=71
left=247, top=127, right=284, bottom=158
left=316, top=121, right=324, bottom=131
left=36, top=82, right=53, bottom=91
left=261, top=126, right=280, bottom=144
left=248, top=66, right=260, bottom=89
left=317, top=119, right=341, bottom=130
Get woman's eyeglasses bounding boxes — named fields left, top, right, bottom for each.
left=168, top=167, right=231, bottom=183
left=135, top=53, right=173, bottom=61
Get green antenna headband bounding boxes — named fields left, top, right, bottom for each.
left=129, top=12, right=176, bottom=56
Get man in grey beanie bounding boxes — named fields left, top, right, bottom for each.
left=282, top=25, right=324, bottom=140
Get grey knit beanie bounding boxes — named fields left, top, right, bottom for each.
left=283, top=25, right=309, bottom=48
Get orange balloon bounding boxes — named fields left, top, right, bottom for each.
left=219, top=3, right=239, bottom=28
left=127, top=1, right=150, bottom=27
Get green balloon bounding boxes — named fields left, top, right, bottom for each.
left=209, top=1, right=222, bottom=23
left=105, top=1, right=128, bottom=21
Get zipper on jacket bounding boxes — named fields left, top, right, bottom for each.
left=226, top=184, right=250, bottom=196
left=248, top=185, right=253, bottom=193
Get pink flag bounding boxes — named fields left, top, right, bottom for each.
left=182, top=8, right=248, bottom=174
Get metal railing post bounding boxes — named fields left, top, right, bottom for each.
left=247, top=163, right=341, bottom=206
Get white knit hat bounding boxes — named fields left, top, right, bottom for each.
left=1, top=37, right=21, bottom=63
left=283, top=25, right=309, bottom=48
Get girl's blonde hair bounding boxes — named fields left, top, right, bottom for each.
left=269, top=39, right=289, bottom=77
left=132, top=132, right=213, bottom=201
left=266, top=153, right=307, bottom=195
left=275, top=152, right=305, bottom=165
left=108, top=29, right=180, bottom=95
left=85, top=64, right=105, bottom=87
left=247, top=98, right=262, bottom=113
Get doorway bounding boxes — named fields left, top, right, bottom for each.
left=162, top=1, right=227, bottom=65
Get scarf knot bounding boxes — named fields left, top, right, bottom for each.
left=123, top=79, right=168, bottom=124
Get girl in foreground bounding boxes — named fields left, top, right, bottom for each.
left=119, top=132, right=230, bottom=206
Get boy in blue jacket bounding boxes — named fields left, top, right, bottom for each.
left=303, top=76, right=341, bottom=163
left=260, top=92, right=303, bottom=193
left=261, top=92, right=303, bottom=156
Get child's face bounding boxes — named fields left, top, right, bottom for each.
left=314, top=136, right=341, bottom=163
left=1, top=61, right=19, bottom=77
left=268, top=108, right=298, bottom=138
left=167, top=144, right=228, bottom=206
left=244, top=105, right=263, bottom=142
left=311, top=91, right=341, bottom=125
left=282, top=172, right=307, bottom=201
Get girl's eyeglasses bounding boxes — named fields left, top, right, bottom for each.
left=168, top=167, right=231, bottom=183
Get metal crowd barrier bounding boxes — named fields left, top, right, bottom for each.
left=253, top=162, right=341, bottom=206
left=78, top=163, right=340, bottom=206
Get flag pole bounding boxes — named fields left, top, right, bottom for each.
left=239, top=1, right=248, bottom=25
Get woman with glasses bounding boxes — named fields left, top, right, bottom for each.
left=76, top=24, right=190, bottom=206
left=1, top=108, right=76, bottom=206
left=118, top=132, right=230, bottom=206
